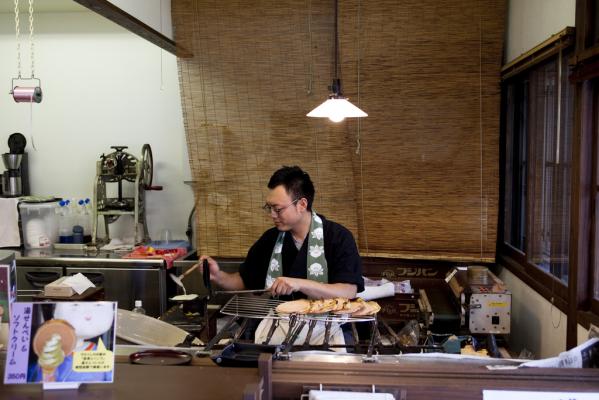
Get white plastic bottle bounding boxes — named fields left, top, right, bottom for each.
left=58, top=200, right=73, bottom=243
left=65, top=199, right=73, bottom=230
left=66, top=199, right=78, bottom=243
left=77, top=199, right=91, bottom=243
left=132, top=300, right=146, bottom=315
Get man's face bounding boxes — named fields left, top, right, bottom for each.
left=265, top=185, right=304, bottom=231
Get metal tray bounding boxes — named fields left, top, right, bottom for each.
left=130, top=350, right=192, bottom=365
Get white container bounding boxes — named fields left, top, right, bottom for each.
left=19, top=201, right=59, bottom=248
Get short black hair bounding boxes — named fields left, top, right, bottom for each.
left=268, top=166, right=315, bottom=210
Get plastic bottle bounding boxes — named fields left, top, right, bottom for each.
left=68, top=199, right=77, bottom=225
left=84, top=198, right=93, bottom=243
left=77, top=199, right=91, bottom=243
left=132, top=300, right=146, bottom=315
left=58, top=201, right=73, bottom=243
left=64, top=200, right=73, bottom=235
left=67, top=199, right=80, bottom=241
left=84, top=198, right=92, bottom=213
left=72, top=225, right=84, bottom=244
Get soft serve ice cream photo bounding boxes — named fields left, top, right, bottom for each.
left=27, top=302, right=116, bottom=383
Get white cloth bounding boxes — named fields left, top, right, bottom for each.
left=357, top=281, right=395, bottom=301
left=254, top=317, right=347, bottom=353
left=0, top=198, right=20, bottom=247
left=62, top=273, right=96, bottom=295
left=100, top=237, right=135, bottom=251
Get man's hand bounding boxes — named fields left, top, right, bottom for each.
left=270, top=277, right=303, bottom=296
left=197, top=255, right=221, bottom=284
left=197, top=255, right=245, bottom=291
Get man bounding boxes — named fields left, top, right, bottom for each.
left=199, top=165, right=364, bottom=299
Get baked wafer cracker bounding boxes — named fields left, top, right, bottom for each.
left=333, top=299, right=365, bottom=315
left=275, top=299, right=311, bottom=314
left=367, top=301, right=381, bottom=314
left=352, top=300, right=381, bottom=316
left=332, top=297, right=349, bottom=311
left=308, top=298, right=336, bottom=314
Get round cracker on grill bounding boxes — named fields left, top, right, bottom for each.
left=351, top=300, right=381, bottom=316
left=275, top=299, right=311, bottom=314
left=333, top=299, right=365, bottom=315
left=351, top=303, right=372, bottom=316
left=332, top=297, right=349, bottom=311
left=367, top=301, right=381, bottom=314
left=308, top=298, right=336, bottom=314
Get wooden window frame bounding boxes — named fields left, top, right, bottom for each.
left=500, top=0, right=599, bottom=347
left=501, top=1, right=599, bottom=348
left=566, top=0, right=599, bottom=348
left=499, top=29, right=575, bottom=316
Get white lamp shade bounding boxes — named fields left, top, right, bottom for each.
left=307, top=97, right=367, bottom=122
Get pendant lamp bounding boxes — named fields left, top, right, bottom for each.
left=307, top=0, right=367, bottom=123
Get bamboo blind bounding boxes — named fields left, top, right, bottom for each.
left=173, top=0, right=505, bottom=261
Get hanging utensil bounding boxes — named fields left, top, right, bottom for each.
left=202, top=258, right=212, bottom=299
left=169, top=261, right=202, bottom=295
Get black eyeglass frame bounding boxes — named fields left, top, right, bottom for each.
left=262, top=198, right=300, bottom=215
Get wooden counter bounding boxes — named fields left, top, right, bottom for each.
left=3, top=352, right=599, bottom=400
left=258, top=354, right=599, bottom=400
left=0, top=358, right=259, bottom=400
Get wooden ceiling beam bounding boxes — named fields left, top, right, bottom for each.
left=73, top=0, right=192, bottom=58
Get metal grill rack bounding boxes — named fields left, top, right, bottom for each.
left=219, top=295, right=377, bottom=323
left=209, top=295, right=379, bottom=360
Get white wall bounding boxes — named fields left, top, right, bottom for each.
left=505, top=0, right=576, bottom=63
left=498, top=267, right=590, bottom=358
left=497, top=267, right=567, bottom=358
left=0, top=11, right=192, bottom=242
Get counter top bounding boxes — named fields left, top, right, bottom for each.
left=7, top=247, right=167, bottom=268
left=3, top=346, right=599, bottom=400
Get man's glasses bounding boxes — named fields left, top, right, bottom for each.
left=262, top=199, right=299, bottom=215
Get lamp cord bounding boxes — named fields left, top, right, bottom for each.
left=356, top=0, right=368, bottom=253
left=334, top=0, right=338, bottom=80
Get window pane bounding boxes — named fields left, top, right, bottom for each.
left=594, top=82, right=599, bottom=300
left=527, top=55, right=573, bottom=283
left=595, top=187, right=599, bottom=299
left=503, top=81, right=527, bottom=251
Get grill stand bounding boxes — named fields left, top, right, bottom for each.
left=364, top=317, right=379, bottom=362
left=216, top=295, right=380, bottom=362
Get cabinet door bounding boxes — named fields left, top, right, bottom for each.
left=66, top=267, right=162, bottom=317
left=16, top=266, right=63, bottom=301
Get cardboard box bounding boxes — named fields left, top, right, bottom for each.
left=44, top=277, right=75, bottom=297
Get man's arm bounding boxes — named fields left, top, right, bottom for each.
left=269, top=277, right=356, bottom=299
left=198, top=255, right=246, bottom=291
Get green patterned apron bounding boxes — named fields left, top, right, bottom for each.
left=265, top=212, right=328, bottom=288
